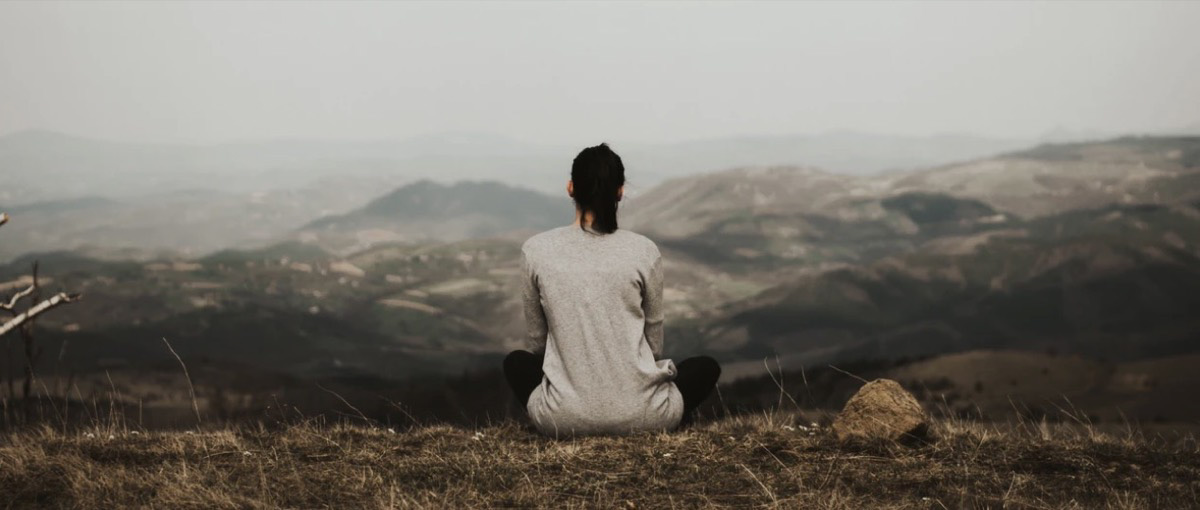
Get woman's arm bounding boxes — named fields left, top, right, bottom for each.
left=642, top=250, right=665, bottom=360
left=521, top=248, right=548, bottom=353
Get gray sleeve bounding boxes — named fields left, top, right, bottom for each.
left=521, top=249, right=548, bottom=353
left=642, top=250, right=665, bottom=359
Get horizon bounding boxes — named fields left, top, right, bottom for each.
left=3, top=124, right=1196, bottom=149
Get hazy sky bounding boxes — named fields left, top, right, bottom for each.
left=1, top=1, right=1197, bottom=145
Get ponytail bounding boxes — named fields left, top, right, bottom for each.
left=570, top=143, right=626, bottom=235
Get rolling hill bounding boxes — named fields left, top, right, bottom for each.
left=885, top=135, right=1200, bottom=217
left=296, top=179, right=573, bottom=254
left=620, top=136, right=1200, bottom=276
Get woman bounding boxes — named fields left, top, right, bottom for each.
left=503, top=142, right=721, bottom=437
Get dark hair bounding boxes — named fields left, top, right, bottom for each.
left=570, top=142, right=626, bottom=235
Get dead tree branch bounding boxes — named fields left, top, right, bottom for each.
left=0, top=212, right=83, bottom=420
left=0, top=292, right=82, bottom=337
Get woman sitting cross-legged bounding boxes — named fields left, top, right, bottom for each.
left=503, top=142, right=721, bottom=438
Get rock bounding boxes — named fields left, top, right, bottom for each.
left=832, top=378, right=928, bottom=442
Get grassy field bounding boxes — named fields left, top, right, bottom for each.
left=2, top=412, right=1197, bottom=509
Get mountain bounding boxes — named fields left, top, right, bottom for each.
left=296, top=179, right=574, bottom=254
left=620, top=136, right=1200, bottom=278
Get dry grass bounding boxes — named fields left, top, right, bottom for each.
left=1, top=411, right=1198, bottom=509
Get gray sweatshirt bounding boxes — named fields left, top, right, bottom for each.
left=520, top=224, right=684, bottom=437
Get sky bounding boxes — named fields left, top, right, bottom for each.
left=1, top=0, right=1198, bottom=146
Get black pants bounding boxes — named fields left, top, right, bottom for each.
left=503, top=350, right=721, bottom=428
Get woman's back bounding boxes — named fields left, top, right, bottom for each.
left=520, top=224, right=683, bottom=437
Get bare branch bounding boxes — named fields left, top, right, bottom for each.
left=0, top=292, right=82, bottom=337
left=1, top=285, right=35, bottom=311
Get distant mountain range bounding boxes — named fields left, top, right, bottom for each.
left=2, top=134, right=1199, bottom=421
left=0, top=176, right=408, bottom=262
left=0, top=128, right=1042, bottom=203
left=0, top=128, right=1063, bottom=262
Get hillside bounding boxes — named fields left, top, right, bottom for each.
left=0, top=237, right=533, bottom=381
left=2, top=414, right=1196, bottom=508
left=692, top=202, right=1200, bottom=371
left=0, top=225, right=770, bottom=397
left=886, top=136, right=1200, bottom=217
left=620, top=166, right=878, bottom=239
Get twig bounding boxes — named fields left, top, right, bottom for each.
left=379, top=395, right=421, bottom=427
left=162, top=337, right=202, bottom=426
left=827, top=364, right=869, bottom=384
left=799, top=363, right=815, bottom=409
left=763, top=356, right=800, bottom=411
left=1, top=285, right=35, bottom=311
left=316, top=382, right=373, bottom=425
